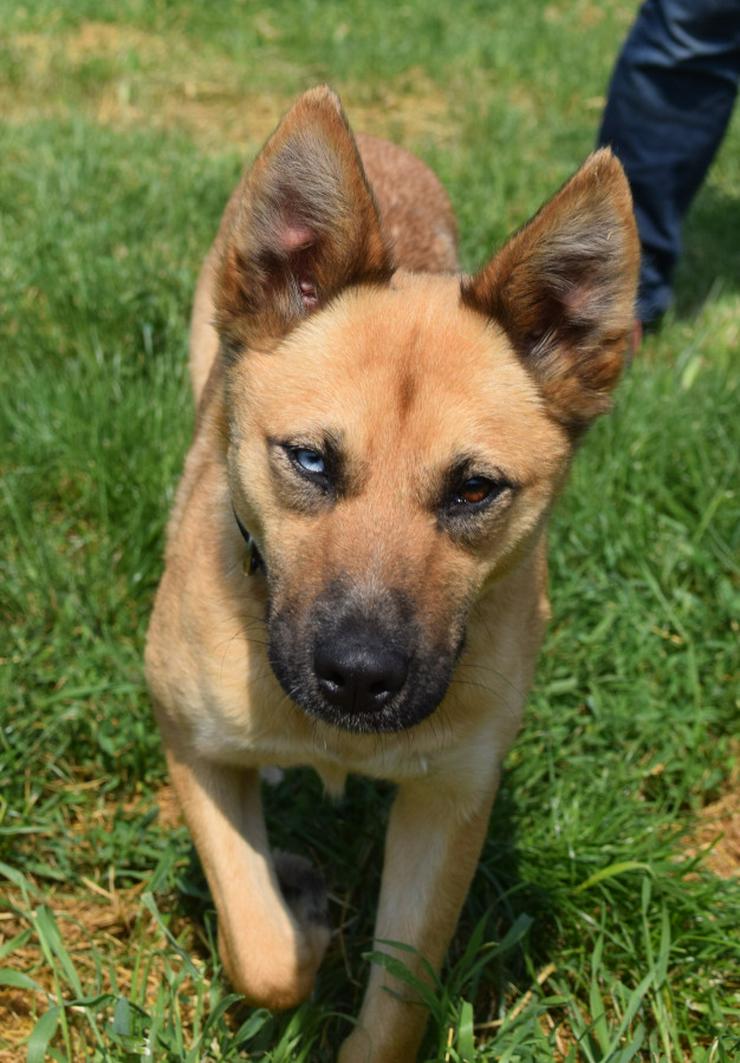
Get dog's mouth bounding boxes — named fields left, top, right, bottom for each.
left=265, top=589, right=463, bottom=734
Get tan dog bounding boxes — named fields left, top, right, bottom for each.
left=145, top=86, right=638, bottom=1061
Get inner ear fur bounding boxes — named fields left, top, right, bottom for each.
left=215, top=85, right=393, bottom=354
left=461, top=149, right=639, bottom=434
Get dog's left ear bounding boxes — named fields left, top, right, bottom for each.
left=461, top=149, right=639, bottom=434
left=216, top=85, right=393, bottom=353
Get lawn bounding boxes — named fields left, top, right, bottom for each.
left=1, top=1, right=738, bottom=1060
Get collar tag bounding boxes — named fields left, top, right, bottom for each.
left=233, top=509, right=264, bottom=574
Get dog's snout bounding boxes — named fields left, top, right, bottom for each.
left=314, top=622, right=409, bottom=714
left=269, top=586, right=453, bottom=731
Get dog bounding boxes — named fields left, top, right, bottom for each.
left=145, top=85, right=638, bottom=1062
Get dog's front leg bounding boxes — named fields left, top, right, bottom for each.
left=339, top=773, right=497, bottom=1063
left=158, top=714, right=330, bottom=1010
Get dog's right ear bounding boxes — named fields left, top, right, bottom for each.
left=215, top=86, right=393, bottom=354
left=461, top=150, right=639, bottom=435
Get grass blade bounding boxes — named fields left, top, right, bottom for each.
left=27, top=1005, right=61, bottom=1063
left=0, top=967, right=44, bottom=993
left=457, top=998, right=475, bottom=1060
left=574, top=862, right=652, bottom=893
left=363, top=949, right=441, bottom=1019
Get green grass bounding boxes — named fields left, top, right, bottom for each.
left=1, top=0, right=738, bottom=1059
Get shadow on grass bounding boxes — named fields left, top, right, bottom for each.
left=674, top=184, right=740, bottom=318
left=170, top=768, right=559, bottom=1057
left=458, top=779, right=559, bottom=1015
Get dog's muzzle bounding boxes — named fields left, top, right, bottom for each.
left=267, top=583, right=460, bottom=734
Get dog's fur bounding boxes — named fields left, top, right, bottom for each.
left=146, top=86, right=638, bottom=1061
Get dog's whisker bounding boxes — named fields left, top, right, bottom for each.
left=456, top=662, right=526, bottom=699
left=448, top=677, right=498, bottom=698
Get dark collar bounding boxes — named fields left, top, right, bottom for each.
left=233, top=509, right=265, bottom=574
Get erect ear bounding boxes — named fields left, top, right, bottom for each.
left=215, top=85, right=393, bottom=353
left=461, top=149, right=639, bottom=434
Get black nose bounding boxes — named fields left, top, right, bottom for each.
left=314, top=623, right=409, bottom=714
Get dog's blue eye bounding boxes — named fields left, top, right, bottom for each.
left=292, top=448, right=326, bottom=475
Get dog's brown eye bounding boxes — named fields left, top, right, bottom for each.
left=458, top=477, right=492, bottom=505
left=447, top=475, right=511, bottom=514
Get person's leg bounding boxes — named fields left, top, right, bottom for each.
left=598, top=0, right=740, bottom=324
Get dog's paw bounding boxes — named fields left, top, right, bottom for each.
left=274, top=850, right=331, bottom=977
left=274, top=850, right=330, bottom=934
left=216, top=852, right=329, bottom=1008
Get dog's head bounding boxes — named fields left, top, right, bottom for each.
left=213, top=87, right=638, bottom=733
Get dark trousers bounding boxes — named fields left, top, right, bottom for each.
left=598, top=0, right=740, bottom=323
